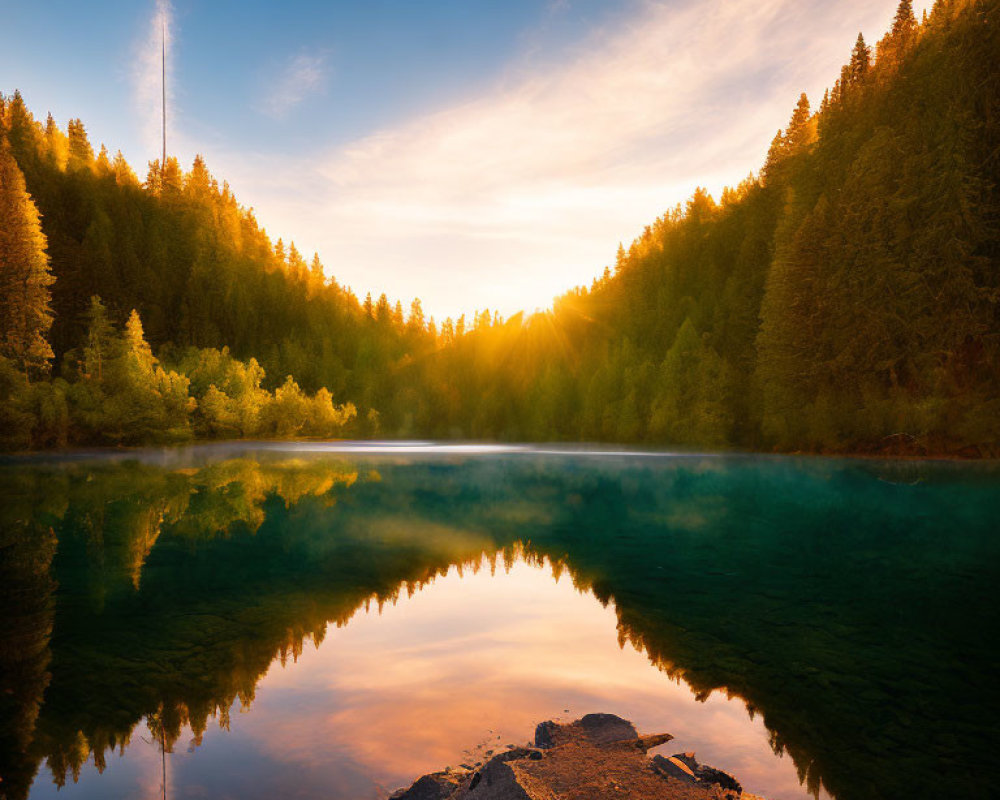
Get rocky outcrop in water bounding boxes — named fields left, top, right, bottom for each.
left=389, top=713, right=763, bottom=800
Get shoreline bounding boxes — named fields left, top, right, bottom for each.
left=1, top=436, right=997, bottom=463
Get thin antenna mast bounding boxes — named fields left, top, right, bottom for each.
left=161, top=16, right=166, bottom=169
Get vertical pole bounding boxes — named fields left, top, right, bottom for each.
left=162, top=16, right=166, bottom=169
left=161, top=723, right=167, bottom=800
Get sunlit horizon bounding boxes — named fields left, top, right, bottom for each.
left=2, top=0, right=931, bottom=322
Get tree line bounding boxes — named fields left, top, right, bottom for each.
left=2, top=0, right=998, bottom=454
left=390, top=0, right=1000, bottom=455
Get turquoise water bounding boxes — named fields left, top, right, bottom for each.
left=1, top=443, right=997, bottom=799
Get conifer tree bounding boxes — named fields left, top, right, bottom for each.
left=95, top=144, right=112, bottom=175
left=185, top=155, right=212, bottom=200
left=880, top=0, right=918, bottom=68
left=112, top=150, right=138, bottom=187
left=819, top=89, right=830, bottom=115
left=762, top=129, right=786, bottom=181
left=849, top=33, right=871, bottom=85
left=0, top=138, right=54, bottom=379
left=66, top=118, right=94, bottom=168
left=160, top=156, right=183, bottom=197
left=408, top=298, right=425, bottom=334
left=785, top=93, right=812, bottom=150
left=309, top=254, right=325, bottom=293
left=375, top=293, right=391, bottom=324
left=3, top=91, right=43, bottom=160
left=145, top=159, right=162, bottom=194
left=44, top=112, right=67, bottom=167
left=124, top=309, right=156, bottom=375
left=82, top=296, right=115, bottom=381
left=287, top=242, right=307, bottom=281
left=892, top=0, right=917, bottom=39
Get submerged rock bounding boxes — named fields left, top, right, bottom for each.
left=389, top=714, right=761, bottom=799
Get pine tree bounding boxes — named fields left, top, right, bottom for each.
left=785, top=93, right=812, bottom=150
left=124, top=309, right=156, bottom=375
left=879, top=0, right=918, bottom=68
left=375, top=293, right=391, bottom=324
left=44, top=112, right=67, bottom=168
left=849, top=33, right=871, bottom=85
left=112, top=150, right=139, bottom=187
left=66, top=118, right=94, bottom=168
left=82, top=296, right=116, bottom=381
left=3, top=91, right=43, bottom=161
left=145, top=159, right=163, bottom=194
left=0, top=137, right=54, bottom=379
left=287, top=242, right=307, bottom=281
left=161, top=156, right=183, bottom=197
left=309, top=254, right=325, bottom=293
left=408, top=298, right=425, bottom=333
left=185, top=155, right=212, bottom=200
left=95, top=144, right=112, bottom=175
left=892, top=0, right=917, bottom=39
left=762, top=129, right=786, bottom=181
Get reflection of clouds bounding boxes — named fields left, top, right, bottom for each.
left=247, top=559, right=820, bottom=799
left=28, top=557, right=822, bottom=800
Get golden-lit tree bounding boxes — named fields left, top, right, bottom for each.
left=0, top=137, right=54, bottom=379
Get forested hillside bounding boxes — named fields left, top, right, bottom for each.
left=0, top=90, right=437, bottom=447
left=2, top=0, right=998, bottom=454
left=397, top=0, right=1000, bottom=455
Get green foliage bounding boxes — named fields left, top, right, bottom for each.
left=390, top=0, right=1000, bottom=457
left=1, top=0, right=998, bottom=455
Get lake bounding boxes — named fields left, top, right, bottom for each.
left=1, top=443, right=997, bottom=800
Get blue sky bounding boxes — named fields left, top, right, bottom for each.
left=1, top=1, right=929, bottom=321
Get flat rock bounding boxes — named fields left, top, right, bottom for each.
left=390, top=714, right=758, bottom=800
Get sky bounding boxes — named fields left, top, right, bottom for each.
left=1, top=0, right=931, bottom=322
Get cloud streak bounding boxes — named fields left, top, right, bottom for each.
left=210, top=0, right=930, bottom=321
left=259, top=51, right=329, bottom=119
left=133, top=0, right=173, bottom=159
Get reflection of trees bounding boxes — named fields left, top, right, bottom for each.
left=1, top=454, right=997, bottom=800
left=508, top=459, right=1000, bottom=800
left=0, top=493, right=57, bottom=799
left=0, top=457, right=370, bottom=799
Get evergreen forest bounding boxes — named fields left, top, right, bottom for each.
left=2, top=0, right=998, bottom=455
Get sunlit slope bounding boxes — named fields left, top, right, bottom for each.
left=401, top=0, right=1000, bottom=455
left=2, top=0, right=997, bottom=454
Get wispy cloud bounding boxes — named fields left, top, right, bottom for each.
left=210, top=0, right=930, bottom=321
left=259, top=51, right=329, bottom=119
left=133, top=0, right=173, bottom=158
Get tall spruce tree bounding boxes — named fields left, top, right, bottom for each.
left=848, top=33, right=871, bottom=85
left=0, top=137, right=54, bottom=379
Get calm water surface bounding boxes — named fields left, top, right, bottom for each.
left=1, top=443, right=997, bottom=800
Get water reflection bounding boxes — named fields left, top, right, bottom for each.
left=1, top=446, right=997, bottom=800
